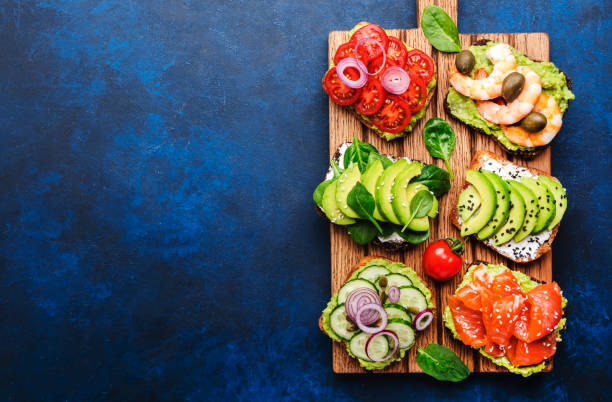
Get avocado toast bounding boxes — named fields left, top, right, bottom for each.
left=319, top=256, right=434, bottom=370
left=445, top=40, right=574, bottom=159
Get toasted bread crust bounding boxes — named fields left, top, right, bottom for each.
left=451, top=151, right=561, bottom=263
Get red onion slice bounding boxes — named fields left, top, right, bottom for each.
left=335, top=57, right=368, bottom=89
left=345, top=288, right=380, bottom=324
left=354, top=38, right=386, bottom=76
left=356, top=303, right=387, bottom=334
left=413, top=309, right=434, bottom=331
left=381, top=66, right=411, bottom=94
left=387, top=286, right=400, bottom=304
left=366, top=330, right=399, bottom=362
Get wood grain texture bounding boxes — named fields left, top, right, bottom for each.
left=328, top=0, right=552, bottom=373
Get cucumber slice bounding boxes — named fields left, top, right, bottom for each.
left=385, top=318, right=416, bottom=349
left=397, top=286, right=428, bottom=314
left=349, top=332, right=389, bottom=362
left=385, top=273, right=413, bottom=288
left=357, top=265, right=390, bottom=284
left=384, top=303, right=412, bottom=322
left=329, top=304, right=357, bottom=341
left=337, top=279, right=377, bottom=304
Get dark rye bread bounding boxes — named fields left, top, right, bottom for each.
left=444, top=38, right=573, bottom=160
left=450, top=151, right=561, bottom=263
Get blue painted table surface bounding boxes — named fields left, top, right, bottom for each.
left=1, top=0, right=610, bottom=400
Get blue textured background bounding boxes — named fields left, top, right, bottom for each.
left=1, top=0, right=610, bottom=400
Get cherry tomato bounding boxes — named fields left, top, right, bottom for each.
left=422, top=238, right=465, bottom=281
left=333, top=41, right=367, bottom=65
left=386, top=36, right=408, bottom=68
left=355, top=78, right=385, bottom=115
left=405, top=49, right=434, bottom=83
left=322, top=67, right=362, bottom=106
left=369, top=95, right=412, bottom=134
left=399, top=73, right=427, bottom=113
left=350, top=23, right=389, bottom=62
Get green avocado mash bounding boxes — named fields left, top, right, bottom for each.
left=446, top=42, right=575, bottom=152
left=444, top=264, right=568, bottom=377
left=321, top=258, right=434, bottom=370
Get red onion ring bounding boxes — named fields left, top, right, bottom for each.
left=355, top=303, right=387, bottom=334
left=413, top=309, right=434, bottom=331
left=335, top=57, right=368, bottom=89
left=345, top=288, right=380, bottom=325
left=366, top=330, right=399, bottom=362
left=354, top=38, right=386, bottom=76
left=381, top=66, right=411, bottom=94
left=387, top=286, right=400, bottom=304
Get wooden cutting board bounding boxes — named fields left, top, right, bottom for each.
left=328, top=0, right=553, bottom=373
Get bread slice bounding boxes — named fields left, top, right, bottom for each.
left=444, top=38, right=573, bottom=160
left=450, top=150, right=562, bottom=263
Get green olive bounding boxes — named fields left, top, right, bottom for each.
left=520, top=112, right=548, bottom=133
left=502, top=72, right=525, bottom=102
left=455, top=50, right=475, bottom=75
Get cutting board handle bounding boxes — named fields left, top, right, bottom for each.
left=416, top=0, right=458, bottom=27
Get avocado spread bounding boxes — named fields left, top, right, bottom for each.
left=321, top=258, right=434, bottom=370
left=446, top=42, right=575, bottom=151
left=444, top=264, right=568, bottom=377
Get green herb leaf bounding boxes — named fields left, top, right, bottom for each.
left=401, top=190, right=434, bottom=232
left=424, top=117, right=456, bottom=179
left=396, top=227, right=430, bottom=244
left=410, top=164, right=451, bottom=197
left=347, top=182, right=383, bottom=233
left=347, top=221, right=378, bottom=245
left=330, top=160, right=342, bottom=178
left=421, top=5, right=461, bottom=53
left=416, top=343, right=470, bottom=382
left=367, top=151, right=393, bottom=169
left=344, top=137, right=380, bottom=173
left=313, top=179, right=333, bottom=207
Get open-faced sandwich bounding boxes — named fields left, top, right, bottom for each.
left=323, top=22, right=437, bottom=141
left=452, top=151, right=567, bottom=263
left=313, top=139, right=450, bottom=250
left=320, top=256, right=434, bottom=370
left=445, top=40, right=574, bottom=158
left=445, top=263, right=567, bottom=376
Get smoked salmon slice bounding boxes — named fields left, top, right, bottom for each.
left=448, top=295, right=487, bottom=347
left=507, top=332, right=557, bottom=367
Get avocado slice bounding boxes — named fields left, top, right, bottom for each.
left=375, top=159, right=410, bottom=225
left=520, top=177, right=555, bottom=233
left=428, top=190, right=439, bottom=218
left=391, top=164, right=427, bottom=229
left=361, top=160, right=387, bottom=222
left=322, top=180, right=356, bottom=225
left=477, top=171, right=510, bottom=240
left=537, top=176, right=567, bottom=230
left=457, top=185, right=481, bottom=222
left=508, top=180, right=539, bottom=242
left=393, top=182, right=432, bottom=231
left=335, top=164, right=362, bottom=219
left=461, top=170, right=496, bottom=236
left=492, top=181, right=526, bottom=245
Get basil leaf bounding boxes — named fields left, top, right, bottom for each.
left=367, top=151, right=393, bottom=169
left=347, top=221, right=378, bottom=245
left=410, top=164, right=451, bottom=198
left=401, top=190, right=434, bottom=232
left=423, top=118, right=456, bottom=179
left=421, top=5, right=461, bottom=53
left=347, top=182, right=383, bottom=233
left=416, top=343, right=470, bottom=382
left=313, top=179, right=333, bottom=207
left=344, top=137, right=380, bottom=173
left=396, top=227, right=430, bottom=244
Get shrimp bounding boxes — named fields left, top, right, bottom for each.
left=501, top=94, right=563, bottom=147
left=476, top=66, right=542, bottom=125
left=449, top=43, right=517, bottom=100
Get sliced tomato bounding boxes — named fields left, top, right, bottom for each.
left=355, top=78, right=385, bottom=115
left=507, top=332, right=557, bottom=367
left=405, top=49, right=434, bottom=83
left=333, top=41, right=367, bottom=65
left=367, top=56, right=397, bottom=81
left=322, top=67, right=362, bottom=106
left=369, top=95, right=412, bottom=134
left=448, top=295, right=487, bottom=347
left=514, top=283, right=562, bottom=343
left=350, top=23, right=389, bottom=62
left=399, top=73, right=427, bottom=113
left=386, top=36, right=408, bottom=68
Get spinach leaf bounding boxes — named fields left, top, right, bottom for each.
left=416, top=343, right=470, bottom=382
left=367, top=151, right=393, bottom=169
left=330, top=160, right=342, bottom=178
left=397, top=227, right=430, bottom=244
left=401, top=190, right=434, bottom=232
left=313, top=179, right=333, bottom=207
left=410, top=164, right=451, bottom=197
left=421, top=5, right=461, bottom=53
left=344, top=137, right=380, bottom=173
left=423, top=118, right=456, bottom=179
left=347, top=182, right=382, bottom=233
left=347, top=221, right=378, bottom=245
